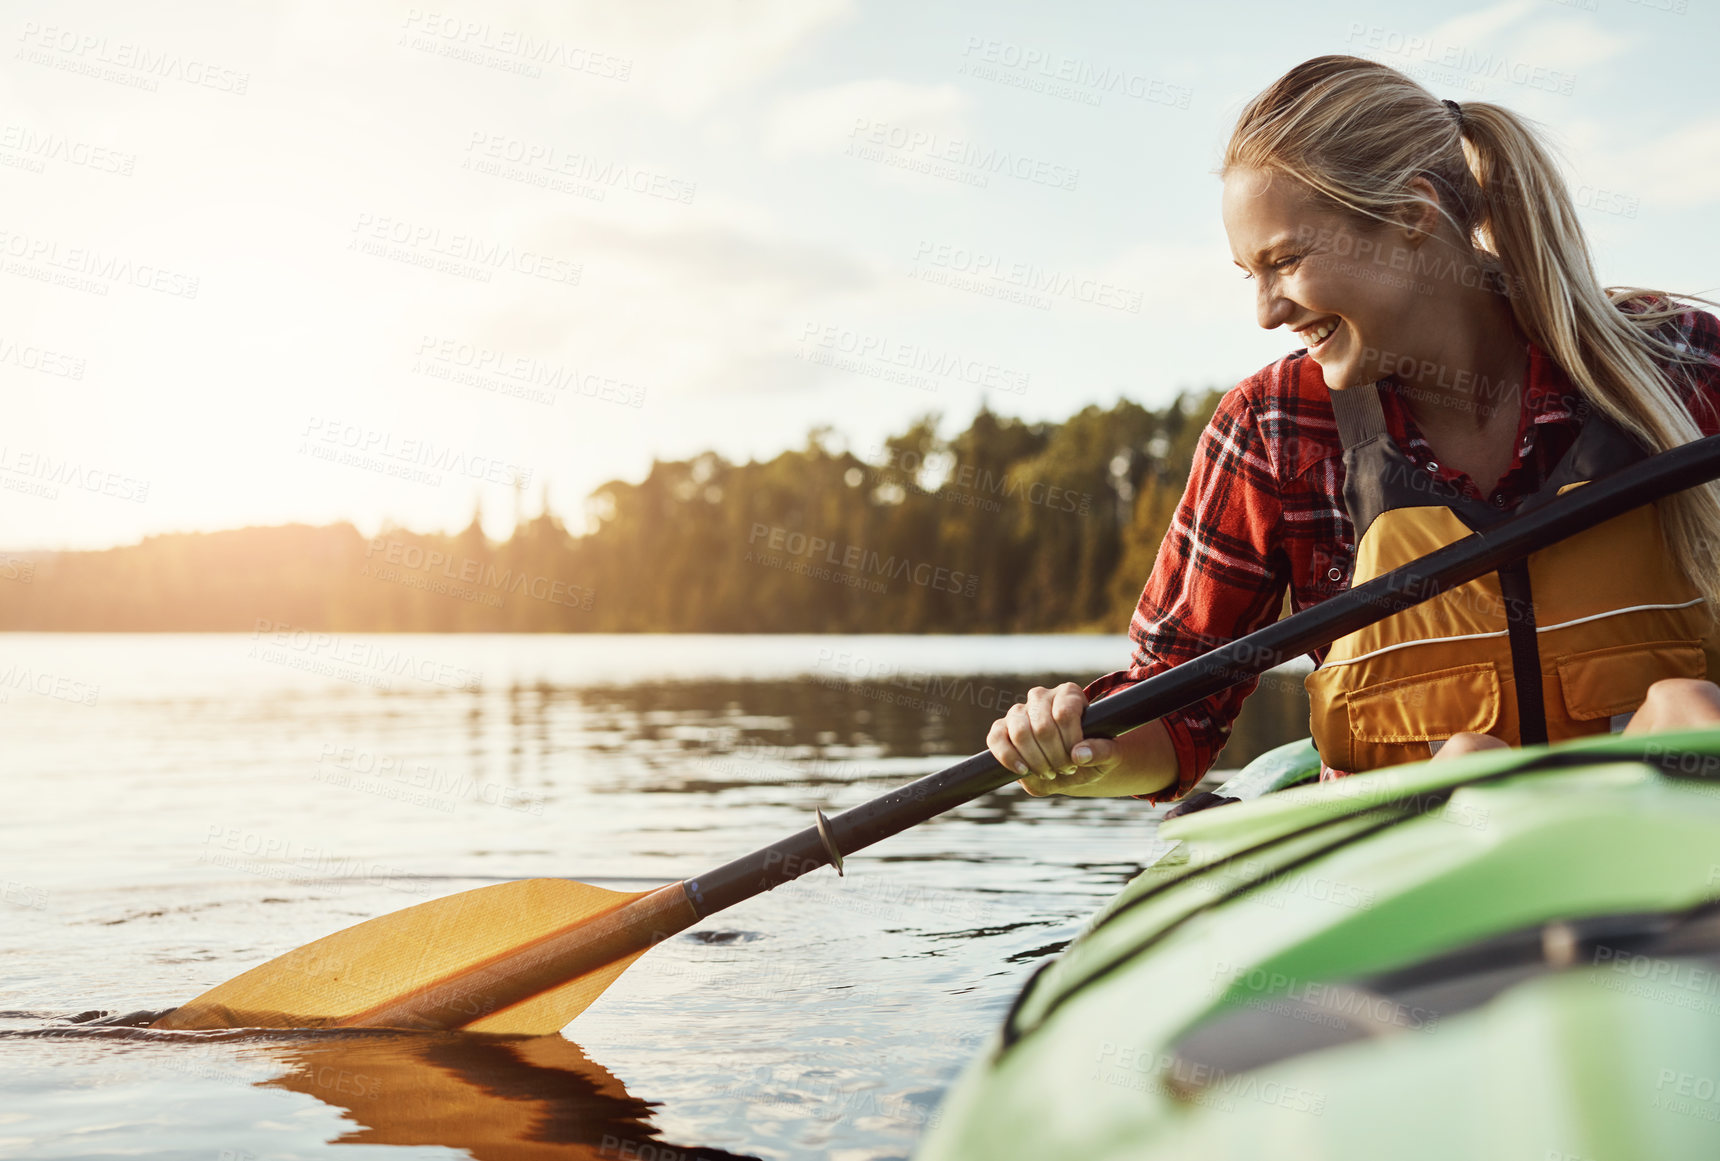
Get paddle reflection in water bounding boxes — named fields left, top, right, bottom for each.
left=5, top=1017, right=757, bottom=1159
left=262, top=1031, right=759, bottom=1161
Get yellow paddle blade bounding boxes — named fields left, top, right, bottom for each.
left=461, top=947, right=650, bottom=1035
left=151, top=878, right=690, bottom=1035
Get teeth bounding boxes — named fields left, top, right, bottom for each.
left=1300, top=319, right=1338, bottom=347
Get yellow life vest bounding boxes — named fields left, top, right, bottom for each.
left=1304, top=380, right=1719, bottom=773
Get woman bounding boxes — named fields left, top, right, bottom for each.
left=989, top=55, right=1720, bottom=802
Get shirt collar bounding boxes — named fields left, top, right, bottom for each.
left=1522, top=341, right=1581, bottom=427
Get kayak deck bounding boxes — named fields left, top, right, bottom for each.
left=919, top=727, right=1720, bottom=1160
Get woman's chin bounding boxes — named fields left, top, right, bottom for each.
left=1316, top=358, right=1359, bottom=391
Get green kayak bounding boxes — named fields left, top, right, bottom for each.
left=919, top=727, right=1720, bottom=1159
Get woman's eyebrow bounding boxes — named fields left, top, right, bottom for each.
left=1252, top=235, right=1301, bottom=262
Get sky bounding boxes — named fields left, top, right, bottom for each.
left=1, top=0, right=1717, bottom=551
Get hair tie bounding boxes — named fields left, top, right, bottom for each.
left=1442, top=98, right=1463, bottom=127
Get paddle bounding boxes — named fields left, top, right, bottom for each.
left=151, top=433, right=1720, bottom=1035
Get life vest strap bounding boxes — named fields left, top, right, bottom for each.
left=1329, top=379, right=1389, bottom=450
left=1498, top=560, right=1549, bottom=745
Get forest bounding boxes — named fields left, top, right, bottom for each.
left=0, top=389, right=1226, bottom=633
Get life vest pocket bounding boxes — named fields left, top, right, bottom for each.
left=1555, top=639, right=1707, bottom=722
left=1344, top=662, right=1502, bottom=744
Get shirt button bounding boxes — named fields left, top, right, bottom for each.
left=1327, top=567, right=1343, bottom=581
left=1493, top=494, right=1506, bottom=507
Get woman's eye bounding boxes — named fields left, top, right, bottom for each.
left=1240, top=255, right=1303, bottom=281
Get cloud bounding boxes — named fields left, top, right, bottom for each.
left=1358, top=0, right=1631, bottom=102
left=1596, top=115, right=1720, bottom=209
left=1425, top=0, right=1539, bottom=50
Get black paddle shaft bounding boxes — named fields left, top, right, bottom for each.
left=682, top=433, right=1720, bottom=918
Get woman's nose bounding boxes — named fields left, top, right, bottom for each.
left=1255, top=281, right=1293, bottom=331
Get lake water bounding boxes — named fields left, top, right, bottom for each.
left=0, top=634, right=1312, bottom=1160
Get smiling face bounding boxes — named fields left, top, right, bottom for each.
left=1222, top=167, right=1427, bottom=391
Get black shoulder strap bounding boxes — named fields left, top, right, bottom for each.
left=1329, top=381, right=1388, bottom=450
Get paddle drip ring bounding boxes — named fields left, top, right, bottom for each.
left=814, top=808, right=845, bottom=876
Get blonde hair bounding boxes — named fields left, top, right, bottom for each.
left=1223, top=54, right=1720, bottom=611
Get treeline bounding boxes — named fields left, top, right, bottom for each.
left=0, top=390, right=1225, bottom=633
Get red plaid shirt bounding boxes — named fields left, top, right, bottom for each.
left=1089, top=306, right=1720, bottom=802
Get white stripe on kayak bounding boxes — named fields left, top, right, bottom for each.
left=1317, top=598, right=1708, bottom=669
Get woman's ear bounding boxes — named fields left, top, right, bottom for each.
left=1397, top=175, right=1446, bottom=246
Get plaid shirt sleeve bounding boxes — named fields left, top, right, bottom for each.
left=1085, top=379, right=1291, bottom=803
